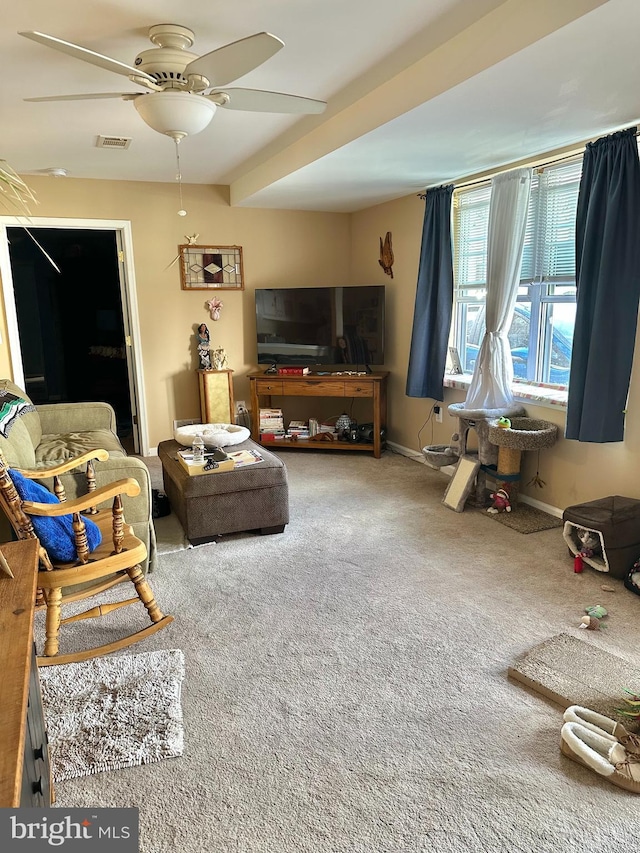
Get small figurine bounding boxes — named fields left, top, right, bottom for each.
left=497, top=416, right=511, bottom=429
left=212, top=346, right=228, bottom=370
left=207, top=297, right=224, bottom=321
left=197, top=323, right=212, bottom=370
left=487, top=488, right=511, bottom=514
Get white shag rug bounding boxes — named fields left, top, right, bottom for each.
left=39, top=648, right=185, bottom=781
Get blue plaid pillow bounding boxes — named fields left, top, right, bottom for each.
left=10, top=469, right=102, bottom=561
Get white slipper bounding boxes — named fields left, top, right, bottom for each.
left=563, top=705, right=640, bottom=754
left=561, top=722, right=640, bottom=793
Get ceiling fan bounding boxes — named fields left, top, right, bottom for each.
left=19, top=24, right=327, bottom=140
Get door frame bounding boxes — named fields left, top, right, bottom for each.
left=0, top=217, right=149, bottom=455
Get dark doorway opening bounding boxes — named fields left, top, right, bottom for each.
left=6, top=227, right=135, bottom=452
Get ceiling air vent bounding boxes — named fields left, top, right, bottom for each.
left=96, top=135, right=132, bottom=150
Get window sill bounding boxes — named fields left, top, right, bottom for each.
left=443, top=374, right=568, bottom=410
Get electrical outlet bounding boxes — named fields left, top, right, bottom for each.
left=434, top=405, right=443, bottom=423
left=236, top=400, right=246, bottom=413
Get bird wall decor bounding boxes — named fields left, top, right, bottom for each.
left=379, top=231, right=394, bottom=278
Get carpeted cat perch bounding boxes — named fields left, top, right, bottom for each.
left=424, top=404, right=558, bottom=514
left=487, top=416, right=558, bottom=508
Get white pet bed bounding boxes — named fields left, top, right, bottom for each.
left=174, top=423, right=250, bottom=448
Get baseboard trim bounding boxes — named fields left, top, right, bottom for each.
left=388, top=441, right=562, bottom=517
left=387, top=441, right=425, bottom=463
left=517, top=493, right=563, bottom=518
left=388, top=441, right=456, bottom=475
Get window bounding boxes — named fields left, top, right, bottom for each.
left=452, top=159, right=581, bottom=388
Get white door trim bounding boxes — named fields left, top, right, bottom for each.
left=0, top=217, right=149, bottom=456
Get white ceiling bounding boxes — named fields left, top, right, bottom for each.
left=3, top=0, right=640, bottom=212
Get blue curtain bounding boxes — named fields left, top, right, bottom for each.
left=406, top=184, right=454, bottom=401
left=566, top=127, right=640, bottom=442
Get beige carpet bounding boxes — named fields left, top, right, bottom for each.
left=508, top=632, right=640, bottom=720
left=40, top=648, right=185, bottom=781
left=48, top=450, right=640, bottom=853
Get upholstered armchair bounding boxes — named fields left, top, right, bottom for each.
left=0, top=380, right=156, bottom=572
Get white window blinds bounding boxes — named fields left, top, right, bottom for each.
left=453, top=159, right=581, bottom=288
left=520, top=159, right=581, bottom=282
left=453, top=183, right=490, bottom=291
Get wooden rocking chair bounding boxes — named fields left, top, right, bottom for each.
left=0, top=449, right=173, bottom=666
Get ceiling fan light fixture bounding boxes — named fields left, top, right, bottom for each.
left=133, top=91, right=217, bottom=139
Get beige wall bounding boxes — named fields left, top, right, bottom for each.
left=350, top=192, right=640, bottom=511
left=1, top=176, right=350, bottom=450
left=5, top=175, right=640, bottom=512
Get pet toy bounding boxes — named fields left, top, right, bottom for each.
left=579, top=604, right=608, bottom=630
left=487, top=488, right=511, bottom=514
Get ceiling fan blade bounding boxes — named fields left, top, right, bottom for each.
left=19, top=31, right=159, bottom=85
left=24, top=92, right=142, bottom=102
left=209, top=88, right=327, bottom=114
left=184, top=32, right=284, bottom=86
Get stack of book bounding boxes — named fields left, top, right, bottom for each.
left=259, top=408, right=285, bottom=440
left=319, top=422, right=338, bottom=435
left=277, top=366, right=310, bottom=375
left=286, top=420, right=310, bottom=440
left=177, top=447, right=235, bottom=476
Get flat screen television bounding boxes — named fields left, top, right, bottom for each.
left=255, top=285, right=385, bottom=369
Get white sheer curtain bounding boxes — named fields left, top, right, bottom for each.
left=464, top=167, right=532, bottom=410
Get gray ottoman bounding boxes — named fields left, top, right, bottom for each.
left=158, top=439, right=289, bottom=545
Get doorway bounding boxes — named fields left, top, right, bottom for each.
left=0, top=220, right=147, bottom=454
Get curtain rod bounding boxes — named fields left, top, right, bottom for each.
left=417, top=126, right=640, bottom=198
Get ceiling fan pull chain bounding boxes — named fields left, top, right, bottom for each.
left=175, top=139, right=187, bottom=217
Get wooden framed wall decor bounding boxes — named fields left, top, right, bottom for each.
left=179, top=244, right=244, bottom=291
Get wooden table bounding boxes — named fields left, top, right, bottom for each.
left=248, top=370, right=388, bottom=458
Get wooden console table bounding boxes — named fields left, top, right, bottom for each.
left=0, top=538, right=53, bottom=807
left=248, top=371, right=388, bottom=458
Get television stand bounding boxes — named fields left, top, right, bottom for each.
left=248, top=370, right=388, bottom=458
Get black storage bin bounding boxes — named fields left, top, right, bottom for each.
left=563, top=495, right=640, bottom=579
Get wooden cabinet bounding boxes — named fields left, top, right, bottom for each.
left=0, top=538, right=53, bottom=807
left=249, top=371, right=388, bottom=458
left=198, top=369, right=234, bottom=424
left=20, top=643, right=51, bottom=806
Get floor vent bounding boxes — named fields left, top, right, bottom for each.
left=96, top=135, right=132, bottom=149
